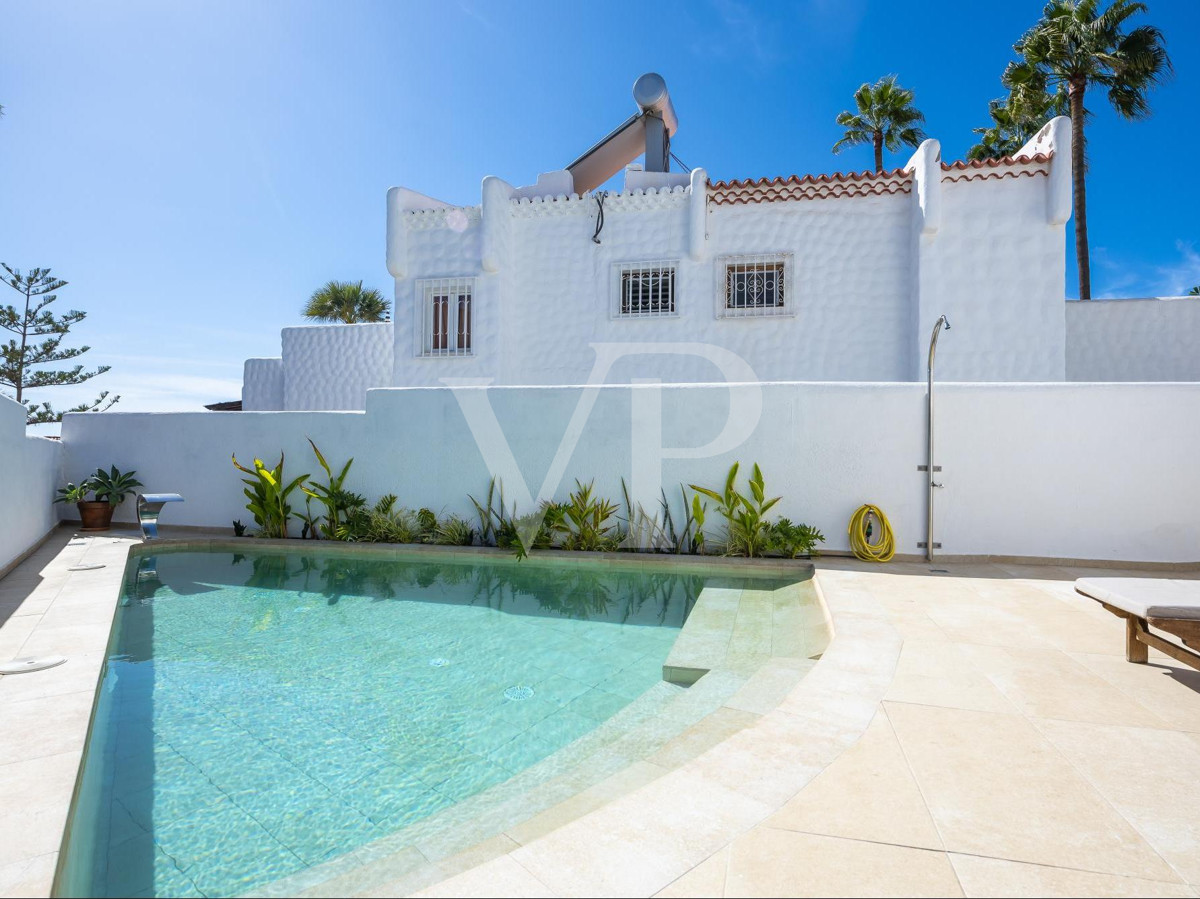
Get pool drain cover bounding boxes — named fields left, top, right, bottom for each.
left=504, top=685, right=534, bottom=701
left=429, top=658, right=450, bottom=668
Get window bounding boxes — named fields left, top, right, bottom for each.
left=717, top=253, right=793, bottom=318
left=613, top=261, right=678, bottom=318
left=417, top=278, right=473, bottom=356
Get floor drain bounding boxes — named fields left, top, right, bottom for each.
left=429, top=658, right=450, bottom=668
left=504, top=685, right=534, bottom=701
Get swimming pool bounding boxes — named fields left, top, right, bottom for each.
left=55, top=546, right=809, bottom=897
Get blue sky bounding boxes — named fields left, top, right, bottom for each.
left=2, top=0, right=1197, bottom=425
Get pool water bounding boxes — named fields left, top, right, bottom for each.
left=57, top=548, right=744, bottom=897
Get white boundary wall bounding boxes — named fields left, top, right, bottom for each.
left=0, top=395, right=63, bottom=571
left=1066, top=297, right=1200, bottom=381
left=60, top=381, right=1200, bottom=564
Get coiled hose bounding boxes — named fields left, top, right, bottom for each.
left=848, top=504, right=895, bottom=563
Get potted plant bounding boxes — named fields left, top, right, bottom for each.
left=55, top=466, right=143, bottom=531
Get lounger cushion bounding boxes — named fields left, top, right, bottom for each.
left=1075, top=578, right=1200, bottom=621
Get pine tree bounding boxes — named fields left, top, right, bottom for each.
left=0, top=265, right=118, bottom=425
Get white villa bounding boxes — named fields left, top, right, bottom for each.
left=240, top=75, right=1199, bottom=413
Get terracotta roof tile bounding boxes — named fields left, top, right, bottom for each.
left=709, top=152, right=1053, bottom=204
left=939, top=152, right=1052, bottom=171
left=709, top=167, right=912, bottom=205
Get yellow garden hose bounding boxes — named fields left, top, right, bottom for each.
left=848, top=504, right=895, bottom=563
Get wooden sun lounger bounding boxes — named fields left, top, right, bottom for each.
left=1075, top=578, right=1200, bottom=671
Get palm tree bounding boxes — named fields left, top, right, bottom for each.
left=302, top=280, right=391, bottom=324
left=967, top=87, right=1068, bottom=161
left=1188, top=286, right=1200, bottom=296
left=832, top=75, right=927, bottom=173
left=1005, top=0, right=1171, bottom=300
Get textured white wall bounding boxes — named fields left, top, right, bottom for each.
left=914, top=170, right=1066, bottom=381
left=391, top=187, right=915, bottom=387
left=60, top=410, right=369, bottom=529
left=0, top=395, right=62, bottom=571
left=1066, top=297, right=1200, bottom=381
left=61, top=382, right=1200, bottom=564
left=242, top=358, right=283, bottom=411
left=282, top=323, right=393, bottom=411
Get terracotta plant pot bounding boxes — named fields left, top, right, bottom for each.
left=77, top=501, right=115, bottom=531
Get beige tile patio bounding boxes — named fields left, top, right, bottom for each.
left=723, top=828, right=962, bottom=898
left=1069, top=651, right=1200, bottom=733
left=0, top=690, right=94, bottom=765
left=884, top=700, right=1180, bottom=881
left=1032, top=716, right=1200, bottom=884
left=959, top=643, right=1171, bottom=728
left=653, top=846, right=729, bottom=898
left=0, top=852, right=59, bottom=899
left=949, top=854, right=1194, bottom=897
left=765, top=710, right=942, bottom=850
left=883, top=640, right=1015, bottom=713
left=510, top=766, right=771, bottom=897
left=0, top=751, right=82, bottom=867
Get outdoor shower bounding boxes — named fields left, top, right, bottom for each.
left=921, top=315, right=950, bottom=562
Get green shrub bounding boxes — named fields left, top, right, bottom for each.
left=768, top=518, right=825, bottom=558
left=690, top=462, right=779, bottom=558
left=550, top=481, right=620, bottom=552
left=232, top=453, right=309, bottom=539
left=433, top=515, right=475, bottom=546
left=335, top=494, right=416, bottom=543
left=301, top=439, right=362, bottom=539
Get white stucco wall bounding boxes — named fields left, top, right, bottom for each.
left=391, top=187, right=917, bottom=386
left=60, top=381, right=1200, bottom=564
left=914, top=169, right=1066, bottom=381
left=242, top=358, right=283, bottom=411
left=1066, top=297, right=1200, bottom=381
left=0, top=395, right=62, bottom=571
left=282, top=323, right=393, bottom=411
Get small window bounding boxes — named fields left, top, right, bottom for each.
left=417, top=278, right=473, bottom=356
left=613, top=261, right=678, bottom=318
left=717, top=254, right=793, bottom=318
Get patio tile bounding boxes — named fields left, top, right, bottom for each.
left=654, top=846, right=729, bottom=898
left=1032, top=717, right=1200, bottom=884
left=765, top=710, right=942, bottom=850
left=885, top=701, right=1180, bottom=881
left=960, top=644, right=1171, bottom=728
left=723, top=828, right=962, bottom=898
left=949, top=854, right=1194, bottom=897
left=0, top=690, right=94, bottom=764
left=0, top=750, right=82, bottom=866
left=0, top=852, right=58, bottom=899
left=883, top=640, right=1015, bottom=714
left=1068, top=652, right=1200, bottom=733
left=510, top=767, right=771, bottom=897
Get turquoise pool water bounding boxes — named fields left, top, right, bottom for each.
left=56, top=548, right=734, bottom=897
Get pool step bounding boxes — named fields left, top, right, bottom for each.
left=254, top=670, right=753, bottom=899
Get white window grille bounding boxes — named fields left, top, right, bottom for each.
left=416, top=277, right=474, bottom=357
left=716, top=253, right=793, bottom=318
left=612, top=261, right=678, bottom=318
